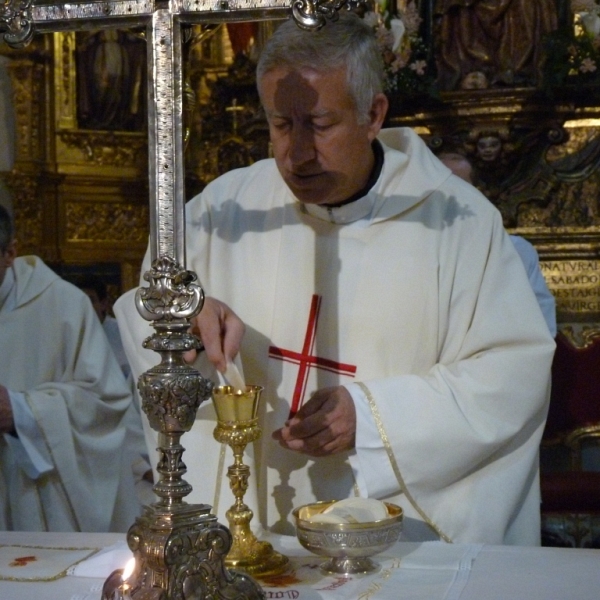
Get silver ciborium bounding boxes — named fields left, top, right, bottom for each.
left=293, top=500, right=403, bottom=575
left=212, top=385, right=289, bottom=578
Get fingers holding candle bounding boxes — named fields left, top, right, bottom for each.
left=189, top=296, right=245, bottom=373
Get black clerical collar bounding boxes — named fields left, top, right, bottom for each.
left=322, top=139, right=384, bottom=209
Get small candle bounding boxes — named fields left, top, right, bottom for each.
left=224, top=360, right=246, bottom=392
left=119, top=557, right=135, bottom=599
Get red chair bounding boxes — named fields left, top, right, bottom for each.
left=540, top=326, right=600, bottom=548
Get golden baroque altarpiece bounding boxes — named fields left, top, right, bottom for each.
left=2, top=2, right=600, bottom=331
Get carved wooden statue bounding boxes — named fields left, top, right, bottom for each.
left=432, top=0, right=559, bottom=90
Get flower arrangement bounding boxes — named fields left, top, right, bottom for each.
left=363, top=1, right=436, bottom=98
left=543, top=1, right=600, bottom=89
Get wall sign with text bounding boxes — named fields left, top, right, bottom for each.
left=541, top=260, right=600, bottom=320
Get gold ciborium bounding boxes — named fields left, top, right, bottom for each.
left=212, top=385, right=289, bottom=578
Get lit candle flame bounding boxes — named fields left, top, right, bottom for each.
left=122, top=557, right=135, bottom=582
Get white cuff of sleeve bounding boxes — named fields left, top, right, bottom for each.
left=6, top=390, right=54, bottom=479
left=345, top=382, right=400, bottom=499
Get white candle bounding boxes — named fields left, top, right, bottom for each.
left=118, top=557, right=135, bottom=600
left=224, top=360, right=246, bottom=392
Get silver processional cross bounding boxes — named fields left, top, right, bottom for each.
left=1, top=0, right=353, bottom=598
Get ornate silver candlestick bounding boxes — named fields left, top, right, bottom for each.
left=105, top=259, right=265, bottom=599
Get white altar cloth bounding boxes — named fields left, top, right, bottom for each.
left=0, top=531, right=599, bottom=600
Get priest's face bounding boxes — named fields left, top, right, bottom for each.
left=259, top=66, right=387, bottom=205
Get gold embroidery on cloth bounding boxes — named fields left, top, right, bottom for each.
left=33, top=476, right=48, bottom=532
left=0, top=544, right=98, bottom=582
left=357, top=558, right=402, bottom=600
left=356, top=381, right=452, bottom=544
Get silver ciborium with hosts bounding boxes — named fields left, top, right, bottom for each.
left=293, top=500, right=403, bottom=575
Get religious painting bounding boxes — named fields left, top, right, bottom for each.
left=76, top=29, right=147, bottom=132
left=429, top=0, right=563, bottom=91
left=376, top=1, right=573, bottom=100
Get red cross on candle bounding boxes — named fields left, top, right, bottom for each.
left=268, top=294, right=357, bottom=418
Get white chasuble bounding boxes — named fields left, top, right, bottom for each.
left=116, top=127, right=555, bottom=544
left=0, top=256, right=143, bottom=532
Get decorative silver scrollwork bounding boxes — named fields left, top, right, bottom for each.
left=0, top=0, right=34, bottom=48
left=292, top=0, right=354, bottom=31
left=136, top=255, right=204, bottom=322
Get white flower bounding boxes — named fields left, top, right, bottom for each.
left=581, top=11, right=600, bottom=37
left=580, top=56, right=597, bottom=72
left=402, top=1, right=422, bottom=36
left=389, top=18, right=406, bottom=53
left=409, top=60, right=427, bottom=76
left=363, top=11, right=381, bottom=28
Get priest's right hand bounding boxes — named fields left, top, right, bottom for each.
left=184, top=296, right=245, bottom=374
left=0, top=385, right=15, bottom=435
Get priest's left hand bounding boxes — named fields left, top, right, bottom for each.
left=272, top=386, right=356, bottom=456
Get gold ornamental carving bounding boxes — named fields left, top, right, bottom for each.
left=59, top=131, right=147, bottom=168
left=53, top=31, right=77, bottom=130
left=389, top=90, right=600, bottom=232
left=557, top=324, right=600, bottom=350
left=6, top=57, right=45, bottom=164
left=65, top=201, right=148, bottom=243
left=0, top=171, right=44, bottom=251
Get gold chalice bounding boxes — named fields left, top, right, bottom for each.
left=212, top=385, right=289, bottom=578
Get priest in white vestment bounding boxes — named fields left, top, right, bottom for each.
left=0, top=206, right=148, bottom=532
left=438, top=152, right=557, bottom=336
left=115, top=14, right=555, bottom=545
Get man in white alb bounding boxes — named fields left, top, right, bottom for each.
left=0, top=204, right=147, bottom=532
left=116, top=13, right=555, bottom=545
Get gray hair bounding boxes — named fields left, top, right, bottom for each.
left=0, top=204, right=14, bottom=253
left=256, top=12, right=385, bottom=123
